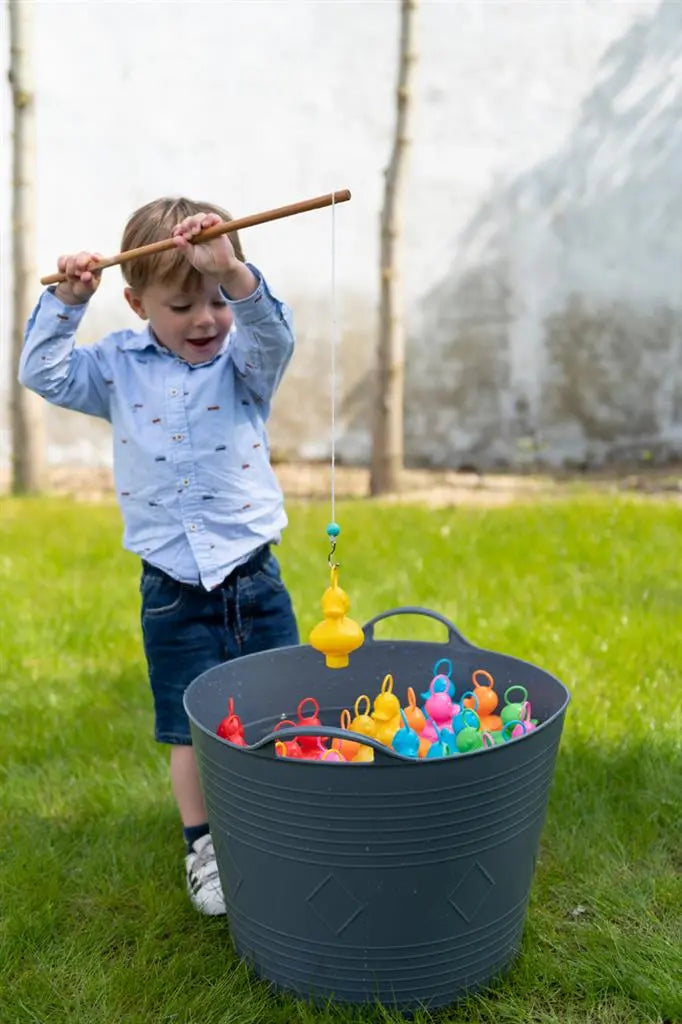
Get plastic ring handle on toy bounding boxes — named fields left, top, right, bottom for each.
left=504, top=684, right=529, bottom=705
left=297, top=696, right=320, bottom=721
left=273, top=719, right=299, bottom=731
left=361, top=606, right=476, bottom=648
left=472, top=668, right=495, bottom=689
left=249, top=725, right=426, bottom=765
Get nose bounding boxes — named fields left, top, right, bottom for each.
left=193, top=303, right=215, bottom=331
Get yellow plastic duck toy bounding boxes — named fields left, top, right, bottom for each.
left=309, top=564, right=364, bottom=668
left=348, top=695, right=375, bottom=762
left=371, top=673, right=402, bottom=746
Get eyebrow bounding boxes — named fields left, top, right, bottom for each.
left=166, top=290, right=225, bottom=302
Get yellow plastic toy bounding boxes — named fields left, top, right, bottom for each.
left=347, top=696, right=376, bottom=762
left=352, top=744, right=375, bottom=763
left=309, top=563, right=364, bottom=668
left=349, top=695, right=376, bottom=737
left=373, top=674, right=401, bottom=719
left=371, top=673, right=402, bottom=746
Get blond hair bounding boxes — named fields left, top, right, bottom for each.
left=120, top=197, right=245, bottom=292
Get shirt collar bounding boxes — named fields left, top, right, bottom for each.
left=120, top=324, right=232, bottom=362
left=120, top=324, right=163, bottom=352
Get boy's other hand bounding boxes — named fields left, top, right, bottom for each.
left=171, top=212, right=239, bottom=279
left=54, top=252, right=104, bottom=305
left=172, top=212, right=257, bottom=298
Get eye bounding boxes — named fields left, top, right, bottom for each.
left=170, top=304, right=190, bottom=313
left=212, top=299, right=228, bottom=308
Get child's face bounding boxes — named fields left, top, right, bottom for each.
left=125, top=277, right=234, bottom=365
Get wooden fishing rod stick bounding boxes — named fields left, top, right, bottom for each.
left=40, top=188, right=352, bottom=286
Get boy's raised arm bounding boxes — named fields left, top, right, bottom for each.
left=223, top=267, right=295, bottom=409
left=18, top=288, right=113, bottom=421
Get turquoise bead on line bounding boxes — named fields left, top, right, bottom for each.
left=326, top=522, right=341, bottom=538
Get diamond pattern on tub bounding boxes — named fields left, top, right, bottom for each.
left=448, top=861, right=495, bottom=922
left=306, top=873, right=366, bottom=935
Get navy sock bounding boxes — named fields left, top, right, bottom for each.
left=183, top=822, right=210, bottom=853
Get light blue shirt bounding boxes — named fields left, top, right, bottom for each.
left=19, top=266, right=294, bottom=589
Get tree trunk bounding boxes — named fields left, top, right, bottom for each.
left=369, top=0, right=417, bottom=496
left=9, top=0, right=45, bottom=494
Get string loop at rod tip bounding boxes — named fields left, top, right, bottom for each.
left=40, top=189, right=352, bottom=286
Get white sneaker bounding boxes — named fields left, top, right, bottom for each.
left=185, top=834, right=226, bottom=916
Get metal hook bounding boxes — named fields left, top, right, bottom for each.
left=327, top=536, right=340, bottom=569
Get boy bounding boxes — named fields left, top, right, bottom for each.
left=19, top=198, right=300, bottom=916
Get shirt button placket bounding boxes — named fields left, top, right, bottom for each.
left=167, top=367, right=201, bottom=554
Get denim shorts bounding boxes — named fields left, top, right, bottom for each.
left=139, top=545, right=299, bottom=744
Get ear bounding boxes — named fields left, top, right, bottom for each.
left=124, top=287, right=148, bottom=320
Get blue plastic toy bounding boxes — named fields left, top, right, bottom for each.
left=392, top=709, right=420, bottom=759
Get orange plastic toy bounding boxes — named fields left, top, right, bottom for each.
left=464, top=669, right=499, bottom=718
left=331, top=709, right=362, bottom=761
left=402, top=686, right=426, bottom=734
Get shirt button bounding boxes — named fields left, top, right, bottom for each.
left=182, top=479, right=190, bottom=486
left=173, top=433, right=185, bottom=441
left=189, top=523, right=197, bottom=531
left=170, top=388, right=178, bottom=397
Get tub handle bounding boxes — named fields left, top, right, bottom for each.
left=362, top=606, right=476, bottom=648
left=249, top=725, right=410, bottom=765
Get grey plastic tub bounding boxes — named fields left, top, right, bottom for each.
left=184, top=607, right=570, bottom=1011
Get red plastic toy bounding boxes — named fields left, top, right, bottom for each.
left=295, top=697, right=328, bottom=756
left=273, top=718, right=305, bottom=757
left=216, top=697, right=246, bottom=746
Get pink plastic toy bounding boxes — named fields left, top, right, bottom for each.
left=511, top=704, right=537, bottom=737
left=420, top=671, right=455, bottom=703
left=503, top=719, right=529, bottom=741
left=423, top=678, right=458, bottom=738
left=321, top=748, right=347, bottom=762
left=425, top=722, right=456, bottom=758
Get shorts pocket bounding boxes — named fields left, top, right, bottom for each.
left=253, top=552, right=286, bottom=593
left=140, top=569, right=186, bottom=617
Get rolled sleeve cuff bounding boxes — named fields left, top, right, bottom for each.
left=40, top=287, right=90, bottom=326
left=221, top=264, right=284, bottom=326
left=22, top=288, right=90, bottom=351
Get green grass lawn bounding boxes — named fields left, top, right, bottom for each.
left=1, top=493, right=680, bottom=1024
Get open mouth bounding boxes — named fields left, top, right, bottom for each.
left=186, top=335, right=218, bottom=348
